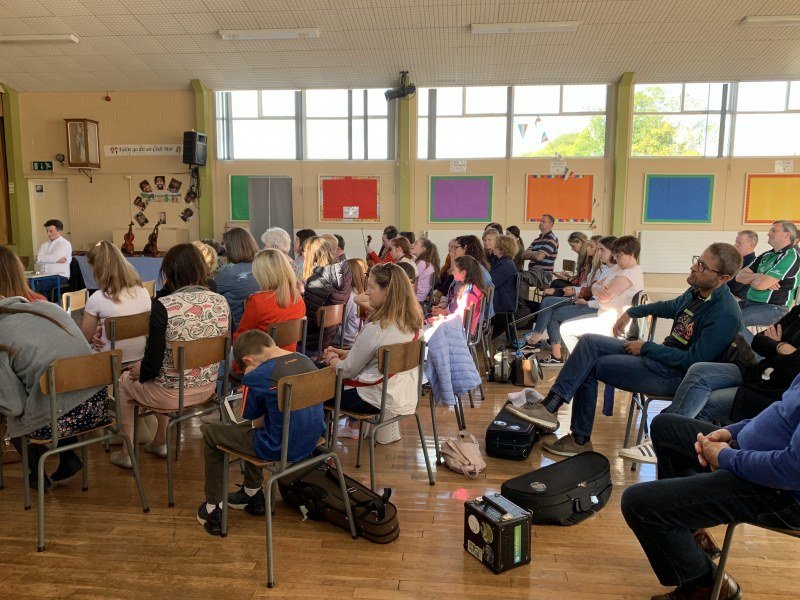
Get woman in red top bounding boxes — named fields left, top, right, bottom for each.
left=234, top=248, right=306, bottom=351
left=0, top=246, right=47, bottom=302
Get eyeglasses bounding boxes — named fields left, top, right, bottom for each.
left=692, top=255, right=722, bottom=274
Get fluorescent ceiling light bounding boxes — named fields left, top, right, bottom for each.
left=741, top=15, right=800, bottom=27
left=471, top=21, right=579, bottom=34
left=219, top=28, right=320, bottom=40
left=0, top=34, right=80, bottom=43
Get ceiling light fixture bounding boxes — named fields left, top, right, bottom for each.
left=741, top=15, right=800, bottom=27
left=218, top=28, right=320, bottom=41
left=470, top=21, right=579, bottom=34
left=0, top=34, right=80, bottom=43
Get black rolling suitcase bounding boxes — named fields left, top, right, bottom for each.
left=500, top=451, right=612, bottom=525
left=485, top=401, right=539, bottom=460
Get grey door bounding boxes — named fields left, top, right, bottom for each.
left=247, top=176, right=293, bottom=247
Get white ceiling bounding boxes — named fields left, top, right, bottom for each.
left=0, top=0, right=799, bottom=92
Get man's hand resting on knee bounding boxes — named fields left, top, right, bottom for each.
left=695, top=429, right=732, bottom=470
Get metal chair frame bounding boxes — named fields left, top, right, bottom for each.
left=268, top=317, right=308, bottom=355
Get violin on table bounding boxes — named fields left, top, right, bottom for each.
left=142, top=218, right=163, bottom=257
left=121, top=221, right=135, bottom=254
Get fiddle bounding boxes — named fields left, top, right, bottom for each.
left=364, top=232, right=375, bottom=268
left=121, top=221, right=135, bottom=254
left=142, top=218, right=163, bottom=257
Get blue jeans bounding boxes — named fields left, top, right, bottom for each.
left=622, top=413, right=800, bottom=587
left=532, top=300, right=596, bottom=344
left=662, top=362, right=743, bottom=423
left=550, top=334, right=685, bottom=438
left=739, top=300, right=789, bottom=343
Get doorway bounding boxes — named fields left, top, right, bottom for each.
left=29, top=179, right=70, bottom=250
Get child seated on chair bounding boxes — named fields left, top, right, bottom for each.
left=197, top=329, right=324, bottom=536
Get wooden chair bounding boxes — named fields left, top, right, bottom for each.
left=60, top=288, right=88, bottom=314
left=268, top=317, right=308, bottom=355
left=315, top=304, right=344, bottom=358
left=218, top=367, right=358, bottom=588
left=106, top=312, right=151, bottom=355
left=561, top=259, right=576, bottom=274
left=712, top=524, right=800, bottom=600
left=142, top=280, right=156, bottom=298
left=23, top=350, right=149, bottom=551
left=336, top=339, right=435, bottom=492
left=131, top=335, right=231, bottom=507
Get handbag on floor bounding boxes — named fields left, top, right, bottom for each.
left=510, top=351, right=542, bottom=387
left=500, top=451, right=612, bottom=525
left=440, top=431, right=486, bottom=477
left=278, top=462, right=399, bottom=543
left=485, top=401, right=539, bottom=460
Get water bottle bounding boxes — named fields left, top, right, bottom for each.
left=34, top=260, right=44, bottom=274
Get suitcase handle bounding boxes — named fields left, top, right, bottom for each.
left=483, top=494, right=525, bottom=518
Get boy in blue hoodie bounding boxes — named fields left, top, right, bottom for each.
left=197, top=330, right=324, bottom=536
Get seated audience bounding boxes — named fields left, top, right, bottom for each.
left=399, top=231, right=416, bottom=244
left=197, top=329, right=323, bottom=535
left=342, top=258, right=367, bottom=347
left=485, top=222, right=503, bottom=235
left=293, top=228, right=317, bottom=276
left=520, top=214, right=558, bottom=289
left=546, top=231, right=589, bottom=293
left=302, top=236, right=353, bottom=355
left=621, top=384, right=800, bottom=600
left=261, top=227, right=303, bottom=282
left=34, top=219, right=72, bottom=300
left=454, top=234, right=493, bottom=289
left=112, top=244, right=230, bottom=469
left=1, top=295, right=111, bottom=490
left=200, top=238, right=225, bottom=261
left=411, top=237, right=440, bottom=303
left=508, top=243, right=743, bottom=458
left=215, top=227, right=260, bottom=331
left=81, top=240, right=152, bottom=363
left=365, top=225, right=398, bottom=265
left=505, top=225, right=526, bottom=271
left=0, top=245, right=46, bottom=301
left=727, top=229, right=758, bottom=300
left=490, top=235, right=519, bottom=339
left=390, top=237, right=417, bottom=273
left=321, top=263, right=423, bottom=415
left=234, top=249, right=306, bottom=351
left=334, top=234, right=347, bottom=260
left=396, top=260, right=418, bottom=285
left=482, top=229, right=499, bottom=265
left=523, top=235, right=618, bottom=362
left=735, top=220, right=799, bottom=340
left=433, top=239, right=457, bottom=305
left=192, top=240, right=220, bottom=291
left=432, top=255, right=485, bottom=336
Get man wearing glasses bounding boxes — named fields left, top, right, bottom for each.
left=734, top=220, right=799, bottom=342
left=508, top=243, right=743, bottom=458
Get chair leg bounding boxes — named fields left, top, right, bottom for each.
left=175, top=421, right=182, bottom=462
left=37, top=450, right=49, bottom=551
left=711, top=524, right=739, bottom=600
left=81, top=439, right=89, bottom=491
left=428, top=389, right=442, bottom=465
left=166, top=420, right=175, bottom=507
left=355, top=421, right=365, bottom=469
left=221, top=453, right=230, bottom=537
left=414, top=414, right=435, bottom=486
left=368, top=428, right=377, bottom=492
left=467, top=389, right=475, bottom=409
left=455, top=396, right=467, bottom=430
left=120, top=433, right=150, bottom=513
left=631, top=398, right=651, bottom=473
left=330, top=453, right=358, bottom=539
left=264, top=475, right=276, bottom=588
left=22, top=437, right=31, bottom=510
left=622, top=393, right=638, bottom=448
left=0, top=445, right=4, bottom=491
left=103, top=426, right=111, bottom=453
left=133, top=408, right=140, bottom=459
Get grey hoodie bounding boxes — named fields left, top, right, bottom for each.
left=0, top=296, right=102, bottom=437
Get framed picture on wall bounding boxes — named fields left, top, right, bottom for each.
left=64, top=119, right=101, bottom=169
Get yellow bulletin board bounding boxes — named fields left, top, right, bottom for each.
left=744, top=173, right=800, bottom=223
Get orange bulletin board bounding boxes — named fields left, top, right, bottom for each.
left=744, top=174, right=800, bottom=224
left=525, top=174, right=593, bottom=223
left=319, top=175, right=380, bottom=222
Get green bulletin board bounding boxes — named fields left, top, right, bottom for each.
left=230, top=175, right=249, bottom=220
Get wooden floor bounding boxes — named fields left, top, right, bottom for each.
left=1, top=372, right=798, bottom=599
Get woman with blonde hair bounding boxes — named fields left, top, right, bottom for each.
left=0, top=245, right=45, bottom=301
left=214, top=227, right=260, bottom=330
left=234, top=248, right=306, bottom=352
left=192, top=240, right=220, bottom=284
left=81, top=240, right=151, bottom=363
left=322, top=263, right=422, bottom=415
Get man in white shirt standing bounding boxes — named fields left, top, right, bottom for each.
left=35, top=219, right=72, bottom=299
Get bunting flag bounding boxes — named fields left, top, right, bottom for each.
left=517, top=123, right=528, bottom=138
left=541, top=132, right=549, bottom=143
left=563, top=167, right=574, bottom=179
left=534, top=116, right=542, bottom=126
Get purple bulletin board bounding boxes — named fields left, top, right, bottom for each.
left=429, top=175, right=493, bottom=222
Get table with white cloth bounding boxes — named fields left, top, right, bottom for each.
left=75, top=255, right=164, bottom=291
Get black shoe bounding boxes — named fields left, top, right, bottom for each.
left=28, top=473, right=52, bottom=493
left=227, top=485, right=265, bottom=516
left=197, top=502, right=223, bottom=536
left=50, top=451, right=83, bottom=482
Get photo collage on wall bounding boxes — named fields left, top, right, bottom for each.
left=132, top=174, right=198, bottom=226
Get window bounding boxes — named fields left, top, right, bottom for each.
left=632, top=83, right=728, bottom=157
left=216, top=88, right=395, bottom=160
left=732, top=81, right=800, bottom=156
left=419, top=84, right=608, bottom=159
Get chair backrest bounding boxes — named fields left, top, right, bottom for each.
left=61, top=289, right=88, bottom=313
left=268, top=318, right=308, bottom=353
left=317, top=303, right=344, bottom=328
left=277, top=366, right=337, bottom=412
left=172, top=335, right=229, bottom=370
left=378, top=339, right=424, bottom=376
left=562, top=259, right=576, bottom=273
left=142, top=280, right=156, bottom=298
left=105, top=311, right=151, bottom=346
left=39, top=349, right=122, bottom=395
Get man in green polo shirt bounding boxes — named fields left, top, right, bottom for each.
left=734, top=220, right=799, bottom=341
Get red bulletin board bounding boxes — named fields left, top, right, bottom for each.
left=319, top=175, right=381, bottom=222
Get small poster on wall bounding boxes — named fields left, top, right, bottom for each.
left=343, top=206, right=359, bottom=219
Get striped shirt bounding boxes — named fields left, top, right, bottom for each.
left=526, top=231, right=559, bottom=272
left=746, top=245, right=800, bottom=307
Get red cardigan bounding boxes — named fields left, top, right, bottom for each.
left=367, top=249, right=395, bottom=265
left=234, top=291, right=307, bottom=351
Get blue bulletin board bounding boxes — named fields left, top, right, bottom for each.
left=643, top=174, right=714, bottom=223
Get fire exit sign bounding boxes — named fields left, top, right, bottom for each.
left=32, top=161, right=53, bottom=171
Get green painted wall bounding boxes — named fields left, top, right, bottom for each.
left=192, top=79, right=214, bottom=239
left=1, top=83, right=32, bottom=258
left=611, top=72, right=634, bottom=236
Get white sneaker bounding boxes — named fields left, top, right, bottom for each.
left=619, top=440, right=657, bottom=464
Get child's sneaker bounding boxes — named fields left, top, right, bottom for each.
left=197, top=502, right=222, bottom=536
left=227, top=485, right=266, bottom=516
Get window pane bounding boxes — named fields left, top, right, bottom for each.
left=367, top=89, right=388, bottom=116
left=465, top=86, right=507, bottom=114
left=436, top=87, right=463, bottom=116
left=737, top=81, right=787, bottom=112
left=514, top=85, right=559, bottom=114
left=562, top=85, right=607, bottom=112
left=353, top=90, right=364, bottom=117
left=368, top=117, right=388, bottom=159
left=790, top=81, right=800, bottom=110
left=260, top=90, right=295, bottom=117
left=231, top=119, right=296, bottom=159
left=683, top=83, right=724, bottom=112
left=418, top=88, right=429, bottom=116
left=230, top=90, right=258, bottom=118
left=418, top=117, right=428, bottom=158
left=632, top=114, right=720, bottom=157
left=634, top=84, right=682, bottom=112
left=734, top=114, right=800, bottom=156
left=513, top=115, right=605, bottom=157
left=352, top=118, right=364, bottom=159
left=435, top=117, right=506, bottom=159
left=306, top=89, right=348, bottom=117
left=306, top=119, right=349, bottom=159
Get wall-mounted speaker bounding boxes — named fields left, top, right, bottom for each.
left=183, top=131, right=207, bottom=166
